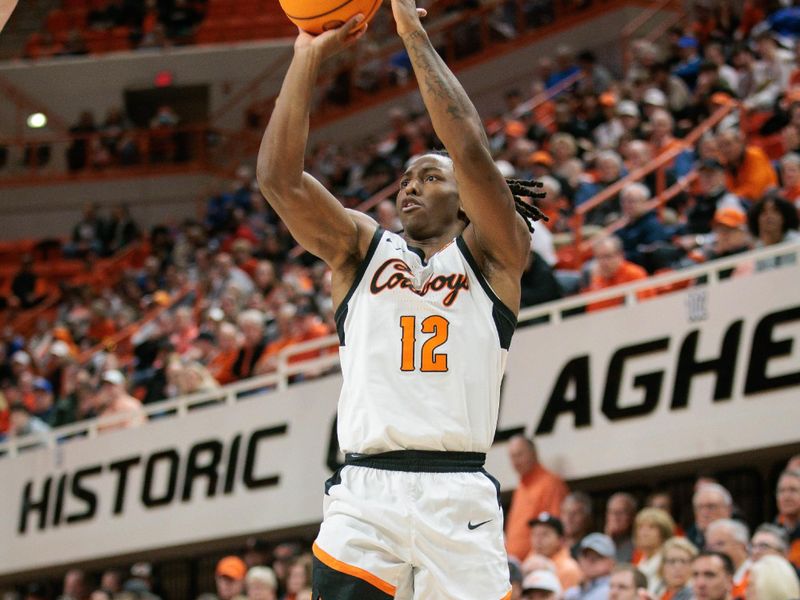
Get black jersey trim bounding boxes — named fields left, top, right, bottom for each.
left=455, top=236, right=517, bottom=350
left=334, top=227, right=384, bottom=346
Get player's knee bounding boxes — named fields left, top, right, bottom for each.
left=312, top=556, right=394, bottom=600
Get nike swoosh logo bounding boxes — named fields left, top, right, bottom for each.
left=468, top=519, right=492, bottom=530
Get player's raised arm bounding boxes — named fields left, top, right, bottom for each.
left=391, top=0, right=530, bottom=270
left=256, top=18, right=374, bottom=270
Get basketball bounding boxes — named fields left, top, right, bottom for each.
left=278, top=0, right=382, bottom=35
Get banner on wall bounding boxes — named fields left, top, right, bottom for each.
left=1, top=261, right=798, bottom=577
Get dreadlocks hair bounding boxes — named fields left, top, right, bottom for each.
left=506, top=179, right=548, bottom=233
left=417, top=150, right=548, bottom=233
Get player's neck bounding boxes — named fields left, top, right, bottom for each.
left=403, top=225, right=464, bottom=260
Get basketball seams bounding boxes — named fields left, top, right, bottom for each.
left=280, top=0, right=381, bottom=34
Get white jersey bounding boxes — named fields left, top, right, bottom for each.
left=335, top=228, right=516, bottom=454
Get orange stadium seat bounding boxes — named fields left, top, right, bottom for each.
left=45, top=9, right=70, bottom=36
left=65, top=7, right=88, bottom=29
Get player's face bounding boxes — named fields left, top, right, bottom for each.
left=397, top=154, right=461, bottom=239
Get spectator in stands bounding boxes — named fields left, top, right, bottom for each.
left=561, top=492, right=595, bottom=559
left=608, top=563, right=647, bottom=600
left=775, top=469, right=800, bottom=569
left=206, top=322, right=240, bottom=385
left=230, top=310, right=266, bottom=381
left=214, top=556, right=247, bottom=600
left=8, top=402, right=50, bottom=439
left=748, top=193, right=800, bottom=248
left=58, top=568, right=91, bottom=600
left=96, top=369, right=146, bottom=432
left=30, top=376, right=55, bottom=423
left=65, top=202, right=105, bottom=259
left=523, top=512, right=582, bottom=590
left=245, top=566, right=278, bottom=600
left=605, top=493, right=638, bottom=563
left=575, top=150, right=626, bottom=226
left=375, top=199, right=402, bottom=233
left=149, top=105, right=180, bottom=163
left=692, top=551, right=735, bottom=600
left=751, top=523, right=790, bottom=564
left=521, top=570, right=562, bottom=600
left=659, top=536, right=698, bottom=600
left=615, top=182, right=670, bottom=270
left=705, top=519, right=752, bottom=597
left=164, top=0, right=200, bottom=41
left=520, top=250, right=562, bottom=308
left=685, top=159, right=747, bottom=235
left=101, top=204, right=140, bottom=255
left=577, top=50, right=612, bottom=95
left=688, top=483, right=734, bottom=553
left=66, top=112, right=97, bottom=172
left=717, top=128, right=779, bottom=202
left=779, top=152, right=800, bottom=202
left=506, top=435, right=569, bottom=561
left=583, top=236, right=653, bottom=311
left=99, top=569, right=124, bottom=596
left=632, top=508, right=675, bottom=594
left=747, top=554, right=800, bottom=600
left=673, top=36, right=703, bottom=90
left=564, top=533, right=616, bottom=600
left=284, top=554, right=312, bottom=599
left=9, top=254, right=46, bottom=309
left=691, top=206, right=753, bottom=271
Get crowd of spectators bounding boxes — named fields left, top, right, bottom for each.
left=5, top=445, right=800, bottom=599
left=4, top=0, right=800, bottom=599
left=501, top=439, right=800, bottom=600
left=4, top=0, right=800, bottom=442
left=24, top=0, right=209, bottom=59
left=60, top=104, right=194, bottom=172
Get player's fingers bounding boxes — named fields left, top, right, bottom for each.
left=338, top=13, right=365, bottom=37
left=417, top=8, right=427, bottom=17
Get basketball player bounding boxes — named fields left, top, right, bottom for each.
left=256, top=0, right=544, bottom=596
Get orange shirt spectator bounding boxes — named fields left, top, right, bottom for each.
left=584, top=237, right=654, bottom=312
left=718, top=130, right=778, bottom=202
left=523, top=514, right=582, bottom=590
left=506, top=436, right=569, bottom=561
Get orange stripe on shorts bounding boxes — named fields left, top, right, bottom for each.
left=312, top=542, right=397, bottom=597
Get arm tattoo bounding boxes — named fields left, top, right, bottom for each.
left=402, top=30, right=465, bottom=120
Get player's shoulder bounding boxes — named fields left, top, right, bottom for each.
left=461, top=215, right=530, bottom=271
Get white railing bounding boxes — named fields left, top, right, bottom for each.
left=1, top=239, right=798, bottom=458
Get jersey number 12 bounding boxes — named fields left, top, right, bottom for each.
left=399, top=315, right=449, bottom=372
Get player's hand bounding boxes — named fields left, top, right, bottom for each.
left=294, top=14, right=367, bottom=60
left=390, top=0, right=427, bottom=37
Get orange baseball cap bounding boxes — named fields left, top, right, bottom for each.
left=216, top=556, right=247, bottom=580
left=713, top=206, right=747, bottom=229
left=599, top=92, right=617, bottom=107
left=504, top=120, right=527, bottom=138
left=528, top=151, right=554, bottom=167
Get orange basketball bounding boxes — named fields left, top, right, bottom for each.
left=278, top=0, right=382, bottom=35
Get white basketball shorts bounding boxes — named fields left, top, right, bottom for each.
left=312, top=451, right=512, bottom=600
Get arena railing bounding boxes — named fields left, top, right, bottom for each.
left=1, top=238, right=798, bottom=458
left=619, top=0, right=682, bottom=72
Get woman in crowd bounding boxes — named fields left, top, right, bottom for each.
left=657, top=536, right=698, bottom=600
left=632, top=508, right=676, bottom=595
